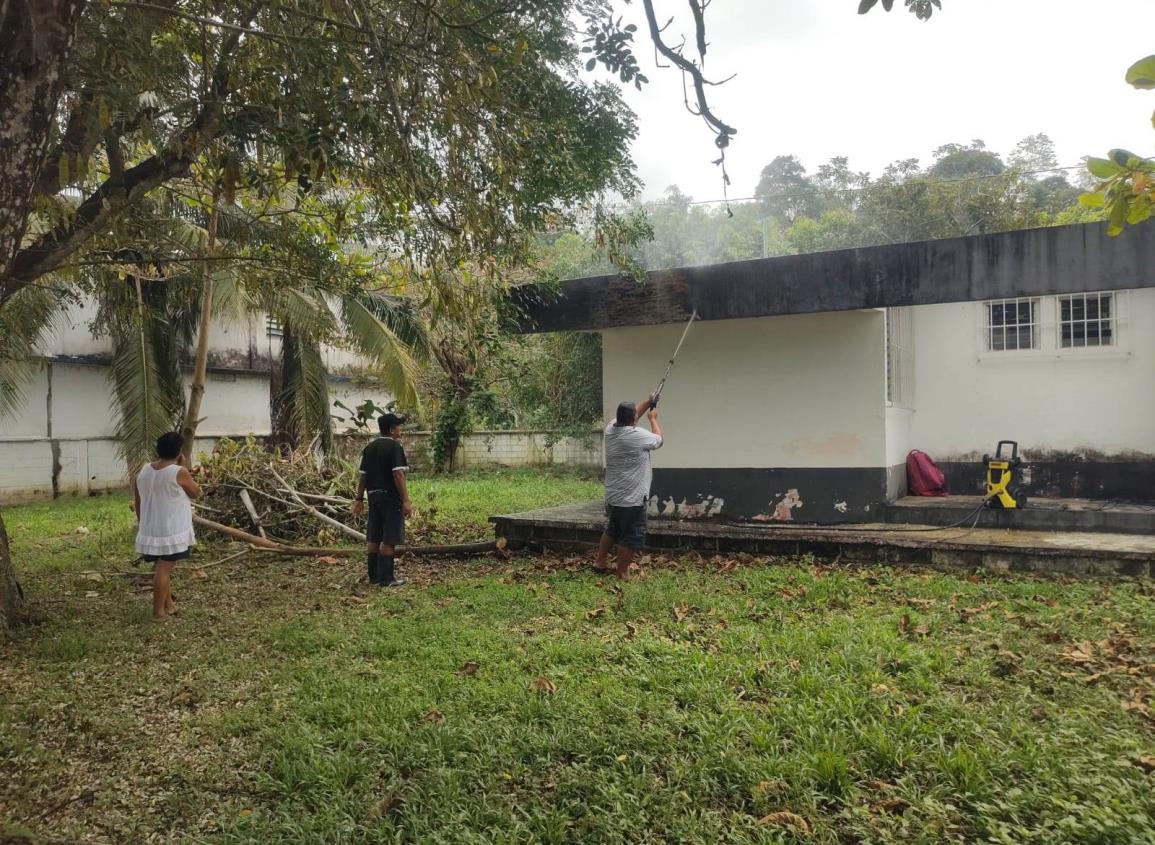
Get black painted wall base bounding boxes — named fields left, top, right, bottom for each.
left=650, top=467, right=888, bottom=524
left=939, top=461, right=1155, bottom=502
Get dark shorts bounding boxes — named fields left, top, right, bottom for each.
left=605, top=504, right=647, bottom=549
left=367, top=495, right=406, bottom=545
left=144, top=548, right=191, bottom=563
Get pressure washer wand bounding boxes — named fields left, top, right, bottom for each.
left=651, top=309, right=698, bottom=407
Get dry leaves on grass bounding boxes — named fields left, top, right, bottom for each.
left=530, top=677, right=558, bottom=695
left=455, top=662, right=479, bottom=677
left=1132, top=755, right=1155, bottom=773
left=899, top=614, right=930, bottom=637
left=1123, top=687, right=1155, bottom=721
left=754, top=779, right=789, bottom=798
left=586, top=607, right=606, bottom=621
left=423, top=708, right=444, bottom=724
left=757, top=811, right=812, bottom=836
left=673, top=605, right=693, bottom=623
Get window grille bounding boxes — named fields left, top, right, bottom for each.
left=985, top=298, right=1038, bottom=352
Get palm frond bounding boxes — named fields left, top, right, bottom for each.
left=278, top=326, right=333, bottom=453
left=108, top=303, right=183, bottom=469
left=0, top=286, right=59, bottom=419
left=274, top=287, right=336, bottom=339
left=340, top=295, right=425, bottom=410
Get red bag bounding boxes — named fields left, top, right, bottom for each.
left=906, top=450, right=948, bottom=497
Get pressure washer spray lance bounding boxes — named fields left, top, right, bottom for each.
left=649, top=309, right=698, bottom=408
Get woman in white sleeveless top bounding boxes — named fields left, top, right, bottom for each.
left=133, top=432, right=201, bottom=620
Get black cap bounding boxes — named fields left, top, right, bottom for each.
left=379, top=412, right=406, bottom=433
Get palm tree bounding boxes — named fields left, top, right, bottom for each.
left=83, top=194, right=427, bottom=467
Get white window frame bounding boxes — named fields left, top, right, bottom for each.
left=977, top=291, right=1130, bottom=362
left=1057, top=291, right=1116, bottom=350
left=984, top=297, right=1040, bottom=354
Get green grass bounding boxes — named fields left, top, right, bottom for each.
left=407, top=466, right=601, bottom=543
left=3, top=472, right=1155, bottom=844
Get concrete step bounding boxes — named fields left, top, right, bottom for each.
left=491, top=501, right=1155, bottom=579
left=880, top=496, right=1155, bottom=536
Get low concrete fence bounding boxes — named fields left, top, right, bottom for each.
left=402, top=430, right=602, bottom=471
left=0, top=430, right=602, bottom=503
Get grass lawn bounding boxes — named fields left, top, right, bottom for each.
left=3, top=467, right=1155, bottom=844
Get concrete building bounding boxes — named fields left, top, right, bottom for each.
left=0, top=298, right=394, bottom=501
left=514, top=221, right=1155, bottom=524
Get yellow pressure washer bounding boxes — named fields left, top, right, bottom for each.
left=983, top=440, right=1027, bottom=509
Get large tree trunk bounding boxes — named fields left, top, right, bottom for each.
left=0, top=508, right=28, bottom=633
left=0, top=0, right=87, bottom=298
left=0, top=0, right=86, bottom=631
left=180, top=193, right=220, bottom=464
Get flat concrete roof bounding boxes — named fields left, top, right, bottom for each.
left=512, top=221, right=1155, bottom=333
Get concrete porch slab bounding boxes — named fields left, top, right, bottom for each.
left=882, top=496, right=1155, bottom=536
left=490, top=501, right=1155, bottom=578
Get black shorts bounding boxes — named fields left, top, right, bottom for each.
left=143, top=548, right=191, bottom=563
left=367, top=496, right=406, bottom=545
left=605, top=504, right=647, bottom=549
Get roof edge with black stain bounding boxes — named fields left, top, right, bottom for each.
left=510, top=221, right=1155, bottom=333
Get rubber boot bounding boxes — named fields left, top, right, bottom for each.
left=381, top=555, right=406, bottom=587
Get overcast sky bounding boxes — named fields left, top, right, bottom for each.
left=600, top=0, right=1155, bottom=202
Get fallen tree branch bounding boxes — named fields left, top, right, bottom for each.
left=194, top=514, right=506, bottom=558
left=258, top=539, right=504, bottom=557
left=239, top=489, right=266, bottom=538
left=194, top=514, right=282, bottom=548
left=269, top=465, right=366, bottom=542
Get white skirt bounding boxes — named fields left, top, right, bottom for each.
left=135, top=527, right=196, bottom=556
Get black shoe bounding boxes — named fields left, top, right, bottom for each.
left=385, top=578, right=407, bottom=588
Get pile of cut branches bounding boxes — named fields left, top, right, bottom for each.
left=196, top=437, right=360, bottom=546
left=193, top=438, right=499, bottom=557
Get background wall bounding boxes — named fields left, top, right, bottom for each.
left=0, top=361, right=394, bottom=502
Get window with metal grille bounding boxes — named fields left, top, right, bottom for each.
left=885, top=307, right=914, bottom=407
left=265, top=316, right=283, bottom=338
left=1059, top=293, right=1114, bottom=348
left=985, top=298, right=1038, bottom=351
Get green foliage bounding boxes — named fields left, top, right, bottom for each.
left=0, top=285, right=58, bottom=419
left=607, top=134, right=1079, bottom=274
left=331, top=399, right=388, bottom=434
left=1080, top=56, right=1155, bottom=235
left=275, top=326, right=333, bottom=455
left=12, top=0, right=643, bottom=296
left=430, top=393, right=470, bottom=472
left=93, top=275, right=190, bottom=467
left=1125, top=55, right=1155, bottom=89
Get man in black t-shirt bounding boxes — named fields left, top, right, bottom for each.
left=351, top=413, right=412, bottom=587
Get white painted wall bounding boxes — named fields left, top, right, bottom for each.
left=601, top=311, right=888, bottom=469
left=51, top=363, right=119, bottom=438
left=194, top=372, right=274, bottom=436
left=0, top=362, right=397, bottom=500
left=906, top=289, right=1155, bottom=459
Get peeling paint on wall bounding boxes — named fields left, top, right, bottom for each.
left=753, top=488, right=804, bottom=522
left=834, top=501, right=848, bottom=514
left=649, top=493, right=725, bottom=520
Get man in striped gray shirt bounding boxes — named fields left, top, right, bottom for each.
left=594, top=395, right=664, bottom=580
